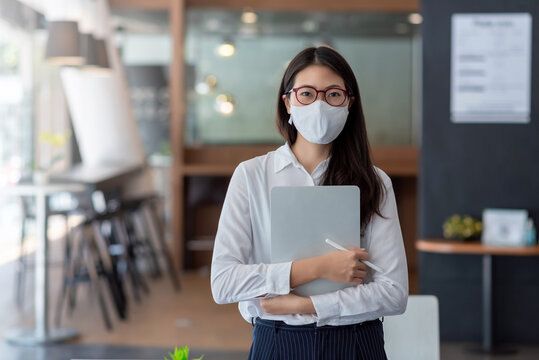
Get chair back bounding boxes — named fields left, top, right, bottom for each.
left=383, top=295, right=440, bottom=360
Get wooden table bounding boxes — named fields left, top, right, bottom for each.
left=416, top=239, right=539, bottom=354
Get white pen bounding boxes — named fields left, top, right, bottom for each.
left=325, top=238, right=384, bottom=273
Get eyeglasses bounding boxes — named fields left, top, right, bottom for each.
left=287, top=86, right=351, bottom=107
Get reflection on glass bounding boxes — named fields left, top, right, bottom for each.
left=113, top=9, right=171, bottom=157
left=215, top=94, right=235, bottom=116
left=185, top=11, right=420, bottom=146
left=241, top=11, right=258, bottom=25
left=216, top=40, right=235, bottom=57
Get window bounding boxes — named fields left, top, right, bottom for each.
left=0, top=19, right=34, bottom=185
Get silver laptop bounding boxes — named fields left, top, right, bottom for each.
left=271, top=186, right=361, bottom=297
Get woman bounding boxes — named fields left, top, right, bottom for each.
left=211, top=46, right=408, bottom=359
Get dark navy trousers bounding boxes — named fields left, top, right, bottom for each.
left=247, top=318, right=387, bottom=360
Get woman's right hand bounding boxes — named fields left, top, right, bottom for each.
left=317, top=248, right=370, bottom=284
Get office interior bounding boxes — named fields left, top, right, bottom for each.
left=0, top=0, right=537, bottom=359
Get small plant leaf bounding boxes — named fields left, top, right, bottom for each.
left=164, top=345, right=203, bottom=360
left=163, top=349, right=174, bottom=360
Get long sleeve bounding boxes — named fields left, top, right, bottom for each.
left=309, top=173, right=409, bottom=326
left=210, top=163, right=292, bottom=305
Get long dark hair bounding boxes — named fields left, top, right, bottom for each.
left=276, top=46, right=384, bottom=229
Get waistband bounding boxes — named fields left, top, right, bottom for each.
left=253, top=317, right=381, bottom=331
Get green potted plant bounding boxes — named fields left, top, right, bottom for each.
left=33, top=130, right=71, bottom=184
left=164, top=346, right=203, bottom=360
left=443, top=214, right=482, bottom=241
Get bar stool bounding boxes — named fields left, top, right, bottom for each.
left=119, top=195, right=180, bottom=291
left=55, top=203, right=152, bottom=329
left=55, top=216, right=115, bottom=330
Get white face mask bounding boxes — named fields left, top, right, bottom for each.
left=288, top=100, right=349, bottom=144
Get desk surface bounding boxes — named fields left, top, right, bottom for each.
left=51, top=163, right=142, bottom=188
left=417, top=239, right=539, bottom=256
left=0, top=183, right=88, bottom=196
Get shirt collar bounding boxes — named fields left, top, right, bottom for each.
left=273, top=142, right=331, bottom=177
left=274, top=143, right=297, bottom=173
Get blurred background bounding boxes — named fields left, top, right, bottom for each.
left=0, top=0, right=537, bottom=359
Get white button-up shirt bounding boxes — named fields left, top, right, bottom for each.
left=211, top=143, right=408, bottom=326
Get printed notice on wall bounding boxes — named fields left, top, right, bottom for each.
left=451, top=13, right=532, bottom=123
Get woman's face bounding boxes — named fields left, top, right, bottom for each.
left=282, top=64, right=349, bottom=114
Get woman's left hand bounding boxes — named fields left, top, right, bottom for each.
left=260, top=293, right=316, bottom=315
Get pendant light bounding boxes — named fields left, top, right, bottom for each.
left=93, top=0, right=110, bottom=69
left=44, top=0, right=84, bottom=66
left=79, top=0, right=100, bottom=69
left=45, top=20, right=84, bottom=66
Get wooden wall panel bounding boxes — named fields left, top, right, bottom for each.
left=393, top=177, right=418, bottom=293
left=183, top=145, right=418, bottom=177
left=185, top=0, right=419, bottom=12
left=184, top=145, right=278, bottom=165
left=109, top=0, right=170, bottom=10
left=170, top=0, right=186, bottom=269
left=110, top=0, right=419, bottom=12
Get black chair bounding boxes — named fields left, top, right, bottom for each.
left=54, top=190, right=181, bottom=331
left=55, top=217, right=115, bottom=330
left=55, top=201, right=154, bottom=329
left=119, top=195, right=180, bottom=292
left=55, top=193, right=128, bottom=330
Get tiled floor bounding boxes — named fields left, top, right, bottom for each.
left=0, top=254, right=253, bottom=351
left=0, top=343, right=249, bottom=360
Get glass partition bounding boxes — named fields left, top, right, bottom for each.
left=184, top=10, right=420, bottom=146
left=112, top=9, right=173, bottom=226
left=112, top=9, right=171, bottom=158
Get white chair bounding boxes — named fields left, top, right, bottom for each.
left=383, top=295, right=440, bottom=360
